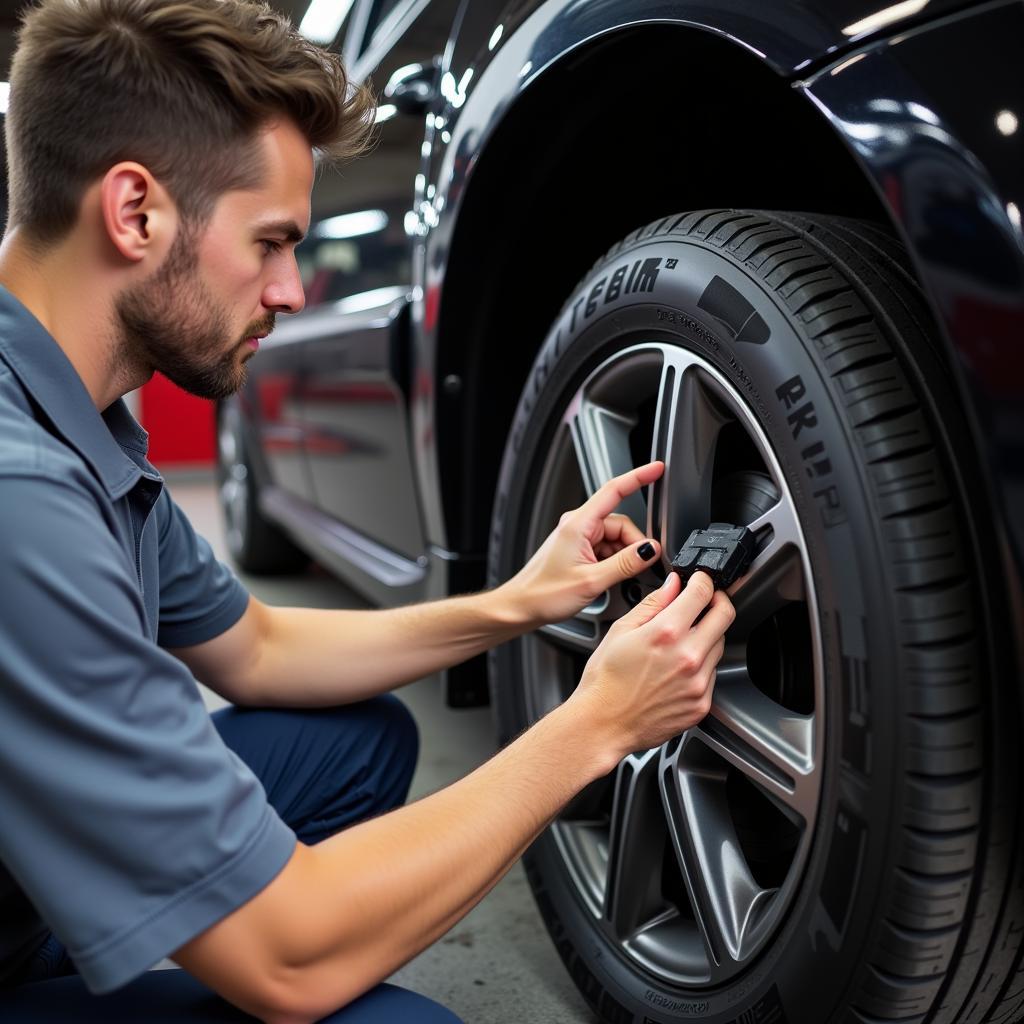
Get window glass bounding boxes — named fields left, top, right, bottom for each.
left=296, top=208, right=409, bottom=309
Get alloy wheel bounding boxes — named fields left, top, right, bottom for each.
left=521, top=341, right=823, bottom=986
left=217, top=401, right=250, bottom=559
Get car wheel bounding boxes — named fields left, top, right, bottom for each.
left=488, top=211, right=1023, bottom=1023
left=215, top=398, right=308, bottom=575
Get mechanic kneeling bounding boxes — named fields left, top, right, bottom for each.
left=0, top=1, right=734, bottom=1021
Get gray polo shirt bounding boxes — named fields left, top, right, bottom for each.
left=0, top=286, right=296, bottom=994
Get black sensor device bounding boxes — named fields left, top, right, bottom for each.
left=670, top=523, right=757, bottom=590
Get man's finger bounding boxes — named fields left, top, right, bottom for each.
left=597, top=512, right=647, bottom=549
left=579, top=462, right=663, bottom=525
left=706, top=637, right=726, bottom=688
left=702, top=635, right=726, bottom=678
left=692, top=589, right=736, bottom=647
left=590, top=538, right=661, bottom=592
left=658, top=570, right=716, bottom=630
left=619, top=568, right=680, bottom=628
left=695, top=639, right=724, bottom=712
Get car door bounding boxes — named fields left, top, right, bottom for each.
left=297, top=0, right=461, bottom=563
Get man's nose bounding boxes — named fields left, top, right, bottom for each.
left=262, top=256, right=306, bottom=315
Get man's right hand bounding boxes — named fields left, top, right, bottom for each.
left=569, top=569, right=735, bottom=766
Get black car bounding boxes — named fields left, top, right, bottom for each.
left=217, top=2, right=1024, bottom=1022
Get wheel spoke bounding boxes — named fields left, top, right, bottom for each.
left=561, top=770, right=615, bottom=825
left=221, top=476, right=244, bottom=525
left=660, top=739, right=776, bottom=973
left=648, top=361, right=731, bottom=556
left=727, top=497, right=805, bottom=640
left=219, top=424, right=249, bottom=550
left=699, top=659, right=815, bottom=822
left=566, top=393, right=646, bottom=530
left=537, top=588, right=623, bottom=654
left=602, top=749, right=666, bottom=939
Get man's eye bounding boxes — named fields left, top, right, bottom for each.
left=261, top=240, right=283, bottom=255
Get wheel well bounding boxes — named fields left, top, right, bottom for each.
left=435, top=23, right=890, bottom=572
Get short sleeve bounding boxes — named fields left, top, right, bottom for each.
left=0, top=474, right=296, bottom=994
left=155, top=489, right=250, bottom=648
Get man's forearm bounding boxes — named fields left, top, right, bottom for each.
left=244, top=584, right=533, bottom=706
left=280, top=699, right=613, bottom=1013
left=179, top=463, right=664, bottom=708
left=174, top=694, right=618, bottom=1023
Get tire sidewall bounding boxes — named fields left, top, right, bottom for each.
left=488, top=235, right=902, bottom=1023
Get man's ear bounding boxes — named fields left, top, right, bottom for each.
left=100, top=162, right=177, bottom=263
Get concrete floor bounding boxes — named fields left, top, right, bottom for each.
left=169, top=475, right=595, bottom=1023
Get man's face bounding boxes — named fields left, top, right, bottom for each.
left=115, top=120, right=313, bottom=400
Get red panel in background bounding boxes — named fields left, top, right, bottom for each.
left=139, top=373, right=215, bottom=467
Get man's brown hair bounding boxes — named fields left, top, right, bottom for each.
left=5, top=0, right=375, bottom=245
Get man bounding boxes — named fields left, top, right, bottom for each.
left=0, top=0, right=734, bottom=1020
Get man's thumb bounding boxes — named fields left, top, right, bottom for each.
left=623, top=569, right=680, bottom=628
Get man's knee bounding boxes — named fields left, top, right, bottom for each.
left=366, top=695, right=419, bottom=810
left=372, top=693, right=419, bottom=750
left=213, top=695, right=419, bottom=839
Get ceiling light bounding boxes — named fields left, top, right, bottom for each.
left=996, top=110, right=1018, bottom=136
left=314, top=210, right=388, bottom=240
left=299, top=0, right=355, bottom=44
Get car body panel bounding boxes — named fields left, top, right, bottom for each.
left=301, top=298, right=427, bottom=562
left=801, top=0, right=1024, bottom=638
left=248, top=335, right=317, bottom=505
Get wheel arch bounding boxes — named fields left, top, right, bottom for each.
left=432, top=22, right=897, bottom=568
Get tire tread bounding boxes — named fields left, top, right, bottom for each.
left=624, top=209, right=1020, bottom=1023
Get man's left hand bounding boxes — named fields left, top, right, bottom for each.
left=502, top=461, right=664, bottom=629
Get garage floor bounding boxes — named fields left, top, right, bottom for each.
left=170, top=475, right=595, bottom=1023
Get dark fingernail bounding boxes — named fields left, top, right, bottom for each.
left=638, top=541, right=655, bottom=561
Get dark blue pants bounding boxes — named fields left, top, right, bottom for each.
left=0, top=696, right=462, bottom=1024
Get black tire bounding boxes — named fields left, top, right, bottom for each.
left=215, top=397, right=308, bottom=575
left=488, top=210, right=1024, bottom=1023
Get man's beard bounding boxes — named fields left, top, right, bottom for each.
left=115, top=228, right=273, bottom=401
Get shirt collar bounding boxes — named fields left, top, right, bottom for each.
left=0, top=285, right=159, bottom=499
